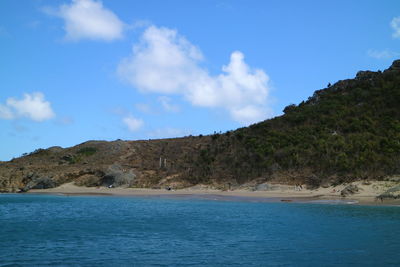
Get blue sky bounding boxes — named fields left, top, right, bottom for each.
left=0, top=0, right=399, bottom=160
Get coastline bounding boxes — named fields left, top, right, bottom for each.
left=25, top=182, right=400, bottom=206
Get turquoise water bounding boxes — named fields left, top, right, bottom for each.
left=0, top=194, right=399, bottom=266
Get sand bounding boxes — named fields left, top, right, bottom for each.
left=27, top=180, right=400, bottom=206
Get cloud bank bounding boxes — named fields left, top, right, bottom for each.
left=367, top=49, right=400, bottom=59
left=0, top=92, right=55, bottom=122
left=391, top=17, right=400, bottom=39
left=123, top=115, right=143, bottom=132
left=118, top=26, right=271, bottom=125
left=158, top=96, right=180, bottom=112
left=50, top=0, right=124, bottom=41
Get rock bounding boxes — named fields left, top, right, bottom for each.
left=101, top=163, right=136, bottom=187
left=61, top=154, right=73, bottom=162
left=31, top=177, right=56, bottom=189
left=377, top=185, right=400, bottom=200
left=340, top=184, right=359, bottom=197
left=355, top=71, right=377, bottom=80
left=388, top=59, right=400, bottom=70
left=21, top=176, right=56, bottom=192
left=320, top=181, right=331, bottom=188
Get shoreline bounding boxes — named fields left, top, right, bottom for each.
left=22, top=182, right=400, bottom=206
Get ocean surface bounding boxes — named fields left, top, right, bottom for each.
left=0, top=194, right=399, bottom=266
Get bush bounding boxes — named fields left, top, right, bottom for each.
left=77, top=147, right=97, bottom=156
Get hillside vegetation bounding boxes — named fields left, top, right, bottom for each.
left=189, top=62, right=400, bottom=187
left=1, top=60, right=400, bottom=192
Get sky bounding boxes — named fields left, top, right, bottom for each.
left=0, top=0, right=400, bottom=161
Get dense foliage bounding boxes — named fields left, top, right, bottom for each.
left=187, top=62, right=400, bottom=186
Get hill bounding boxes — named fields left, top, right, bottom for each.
left=1, top=60, right=400, bottom=192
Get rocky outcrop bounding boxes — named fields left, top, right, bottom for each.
left=100, top=163, right=136, bottom=187
left=377, top=185, right=400, bottom=200
left=355, top=70, right=379, bottom=81
left=387, top=59, right=400, bottom=70
left=340, top=184, right=359, bottom=197
left=22, top=177, right=56, bottom=192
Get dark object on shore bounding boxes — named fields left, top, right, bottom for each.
left=281, top=199, right=293, bottom=202
left=377, top=185, right=400, bottom=200
left=18, top=176, right=57, bottom=192
left=341, top=184, right=359, bottom=197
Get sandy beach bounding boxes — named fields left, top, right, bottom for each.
left=27, top=181, right=400, bottom=206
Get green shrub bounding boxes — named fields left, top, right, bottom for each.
left=77, top=147, right=97, bottom=156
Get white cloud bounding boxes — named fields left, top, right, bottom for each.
left=230, top=105, right=267, bottom=125
left=118, top=25, right=271, bottom=125
left=127, top=20, right=152, bottom=31
left=135, top=103, right=153, bottom=114
left=391, top=17, right=400, bottom=39
left=118, top=26, right=203, bottom=94
left=158, top=96, right=180, bottom=112
left=49, top=0, right=124, bottom=41
left=0, top=105, right=14, bottom=119
left=123, top=115, right=143, bottom=132
left=0, top=92, right=55, bottom=122
left=367, top=49, right=400, bottom=59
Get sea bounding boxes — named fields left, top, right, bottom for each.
left=0, top=194, right=399, bottom=266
